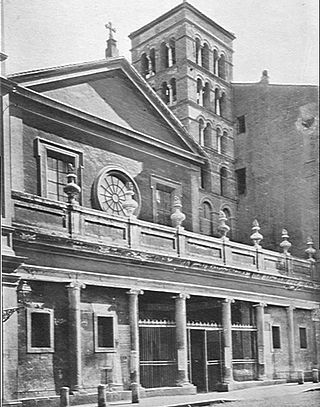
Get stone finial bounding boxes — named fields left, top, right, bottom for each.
left=105, top=22, right=119, bottom=58
left=64, top=164, right=81, bottom=204
left=250, top=219, right=263, bottom=248
left=260, top=70, right=269, bottom=84
left=218, top=210, right=230, bottom=239
left=122, top=182, right=138, bottom=218
left=305, top=237, right=316, bottom=262
left=280, top=228, right=291, bottom=255
left=170, top=196, right=186, bottom=228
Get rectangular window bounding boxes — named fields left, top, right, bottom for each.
left=272, top=326, right=281, bottom=349
left=27, top=308, right=54, bottom=353
left=237, top=115, right=246, bottom=133
left=236, top=168, right=246, bottom=195
left=156, top=186, right=172, bottom=226
left=151, top=175, right=182, bottom=227
left=35, top=138, right=83, bottom=203
left=94, top=312, right=116, bottom=352
left=299, top=327, right=307, bottom=349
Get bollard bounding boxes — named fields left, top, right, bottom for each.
left=60, top=387, right=70, bottom=407
left=312, top=368, right=319, bottom=383
left=297, top=370, right=304, bottom=384
left=98, top=384, right=108, bottom=407
left=131, top=382, right=139, bottom=404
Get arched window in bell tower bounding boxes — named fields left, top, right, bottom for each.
left=220, top=92, right=226, bottom=117
left=195, top=38, right=201, bottom=65
left=160, top=42, right=168, bottom=69
left=198, top=119, right=205, bottom=145
left=170, top=78, right=177, bottom=104
left=197, top=79, right=204, bottom=106
left=213, top=49, right=219, bottom=75
left=218, top=54, right=226, bottom=79
left=201, top=43, right=210, bottom=70
left=216, top=127, right=222, bottom=153
left=220, top=167, right=228, bottom=197
left=221, top=131, right=228, bottom=155
left=214, top=88, right=220, bottom=115
left=168, top=38, right=176, bottom=67
left=203, top=82, right=211, bottom=108
left=141, top=53, right=149, bottom=78
left=204, top=123, right=212, bottom=148
left=150, top=48, right=156, bottom=74
left=161, top=82, right=170, bottom=104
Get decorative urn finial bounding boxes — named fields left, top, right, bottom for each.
left=250, top=219, right=263, bottom=248
left=122, top=182, right=138, bottom=217
left=305, top=237, right=316, bottom=262
left=170, top=196, right=186, bottom=228
left=218, top=210, right=230, bottom=239
left=280, top=228, right=291, bottom=255
left=63, top=164, right=81, bottom=204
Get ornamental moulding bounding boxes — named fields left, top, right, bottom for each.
left=13, top=228, right=318, bottom=291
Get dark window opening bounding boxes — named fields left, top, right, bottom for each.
left=31, top=312, right=51, bottom=348
left=237, top=115, right=246, bottom=133
left=156, top=185, right=172, bottom=226
left=47, top=152, right=73, bottom=202
left=236, top=168, right=246, bottom=195
left=220, top=167, right=228, bottom=197
left=97, top=316, right=114, bottom=348
left=272, top=326, right=281, bottom=349
left=299, top=327, right=307, bottom=349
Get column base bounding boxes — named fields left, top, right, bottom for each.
left=217, top=381, right=233, bottom=392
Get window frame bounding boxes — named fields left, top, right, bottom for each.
left=299, top=327, right=307, bottom=349
left=35, top=138, right=83, bottom=204
left=236, top=168, right=246, bottom=195
left=27, top=307, right=54, bottom=353
left=93, top=310, right=117, bottom=353
left=237, top=115, right=246, bottom=134
left=272, top=325, right=281, bottom=349
left=151, top=175, right=182, bottom=226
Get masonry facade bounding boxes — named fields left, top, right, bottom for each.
left=1, top=2, right=319, bottom=407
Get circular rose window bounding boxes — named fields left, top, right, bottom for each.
left=93, top=167, right=140, bottom=216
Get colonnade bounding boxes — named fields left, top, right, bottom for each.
left=66, top=283, right=304, bottom=394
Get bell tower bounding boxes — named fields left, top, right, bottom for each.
left=130, top=1, right=237, bottom=237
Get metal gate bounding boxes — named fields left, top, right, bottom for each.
left=188, top=324, right=223, bottom=392
left=139, top=320, right=177, bottom=388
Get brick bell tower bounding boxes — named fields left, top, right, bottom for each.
left=129, top=1, right=237, bottom=238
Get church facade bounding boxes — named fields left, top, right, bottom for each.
left=2, top=2, right=319, bottom=406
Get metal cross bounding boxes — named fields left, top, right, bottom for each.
left=105, top=22, right=116, bottom=40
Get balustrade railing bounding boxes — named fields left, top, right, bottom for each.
left=12, top=191, right=315, bottom=280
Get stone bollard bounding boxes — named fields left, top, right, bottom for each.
left=60, top=387, right=70, bottom=407
left=131, top=382, right=139, bottom=404
left=98, top=384, right=108, bottom=407
left=297, top=370, right=304, bottom=385
left=312, top=368, right=319, bottom=383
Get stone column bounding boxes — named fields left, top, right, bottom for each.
left=286, top=306, right=296, bottom=380
left=175, top=293, right=190, bottom=386
left=222, top=298, right=233, bottom=387
left=255, top=303, right=266, bottom=379
left=127, top=289, right=143, bottom=403
left=67, top=281, right=85, bottom=393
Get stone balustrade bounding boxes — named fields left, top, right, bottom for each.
left=12, top=191, right=315, bottom=281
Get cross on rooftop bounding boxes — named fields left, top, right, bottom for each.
left=105, top=22, right=116, bottom=40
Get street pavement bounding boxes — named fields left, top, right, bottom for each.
left=75, top=382, right=320, bottom=407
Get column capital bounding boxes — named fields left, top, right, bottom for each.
left=223, top=297, right=235, bottom=304
left=286, top=305, right=296, bottom=312
left=253, top=302, right=267, bottom=308
left=67, top=281, right=86, bottom=290
left=127, top=289, right=144, bottom=296
left=175, top=293, right=190, bottom=300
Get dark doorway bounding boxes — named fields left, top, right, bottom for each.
left=190, top=330, right=206, bottom=392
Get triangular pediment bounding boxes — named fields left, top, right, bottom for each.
left=9, top=58, right=203, bottom=156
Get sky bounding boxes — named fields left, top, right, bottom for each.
left=2, top=0, right=319, bottom=84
